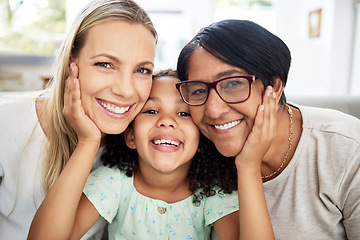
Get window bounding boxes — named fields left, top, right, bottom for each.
left=215, top=0, right=276, bottom=33
left=0, top=0, right=66, bottom=56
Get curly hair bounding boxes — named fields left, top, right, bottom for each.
left=101, top=128, right=237, bottom=205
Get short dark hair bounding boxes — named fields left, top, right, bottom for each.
left=177, top=19, right=291, bottom=105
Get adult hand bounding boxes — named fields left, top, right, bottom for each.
left=63, top=63, right=102, bottom=143
left=235, top=86, right=277, bottom=172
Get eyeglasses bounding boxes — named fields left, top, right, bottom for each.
left=175, top=75, right=256, bottom=106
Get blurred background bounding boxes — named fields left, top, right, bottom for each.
left=0, top=0, right=359, bottom=97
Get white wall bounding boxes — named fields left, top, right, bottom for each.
left=137, top=0, right=216, bottom=70
left=276, top=0, right=355, bottom=96
left=351, top=3, right=360, bottom=95
left=67, top=0, right=216, bottom=70
left=65, top=0, right=358, bottom=96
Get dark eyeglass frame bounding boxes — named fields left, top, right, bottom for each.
left=175, top=75, right=256, bottom=106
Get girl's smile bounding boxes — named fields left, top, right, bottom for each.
left=125, top=75, right=200, bottom=174
left=151, top=134, right=182, bottom=153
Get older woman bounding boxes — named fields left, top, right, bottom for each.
left=177, top=19, right=360, bottom=239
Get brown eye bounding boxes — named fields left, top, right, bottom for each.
left=178, top=112, right=191, bottom=117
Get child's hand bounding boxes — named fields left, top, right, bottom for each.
left=63, top=63, right=102, bottom=143
left=235, top=86, right=277, bottom=172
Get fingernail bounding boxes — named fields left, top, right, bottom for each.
left=260, top=105, right=264, bottom=111
left=70, top=63, right=74, bottom=72
left=273, top=92, right=276, bottom=98
left=267, top=87, right=271, bottom=96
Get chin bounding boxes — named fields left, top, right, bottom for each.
left=215, top=142, right=243, bottom=157
left=155, top=166, right=177, bottom=173
left=100, top=125, right=128, bottom=135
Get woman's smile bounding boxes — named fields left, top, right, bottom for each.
left=97, top=98, right=131, bottom=115
left=213, top=119, right=243, bottom=131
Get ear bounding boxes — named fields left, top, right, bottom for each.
left=124, top=125, right=136, bottom=149
left=273, top=78, right=284, bottom=103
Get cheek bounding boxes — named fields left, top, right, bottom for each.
left=189, top=106, right=204, bottom=126
left=190, top=125, right=200, bottom=144
left=78, top=67, right=97, bottom=97
left=186, top=124, right=200, bottom=155
left=133, top=124, right=148, bottom=147
left=78, top=74, right=98, bottom=112
left=135, top=79, right=152, bottom=103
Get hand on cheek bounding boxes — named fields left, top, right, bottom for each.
left=235, top=86, right=277, bottom=171
left=63, top=63, right=101, bottom=143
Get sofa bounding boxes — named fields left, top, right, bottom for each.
left=287, top=95, right=360, bottom=119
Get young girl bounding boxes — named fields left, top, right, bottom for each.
left=0, top=0, right=157, bottom=239
left=28, top=70, right=240, bottom=239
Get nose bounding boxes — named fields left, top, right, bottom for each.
left=111, top=72, right=135, bottom=97
left=156, top=115, right=178, bottom=129
left=204, top=89, right=231, bottom=119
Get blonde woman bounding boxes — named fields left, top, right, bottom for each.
left=0, top=0, right=157, bottom=239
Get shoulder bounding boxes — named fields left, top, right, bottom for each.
left=85, top=165, right=131, bottom=194
left=0, top=92, right=41, bottom=117
left=297, top=104, right=360, bottom=143
left=0, top=92, right=44, bottom=135
left=86, top=165, right=126, bottom=184
left=84, top=165, right=129, bottom=223
left=203, top=189, right=239, bottom=225
left=294, top=104, right=360, bottom=183
left=204, top=189, right=238, bottom=207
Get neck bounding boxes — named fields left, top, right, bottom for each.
left=261, top=104, right=297, bottom=180
left=134, top=161, right=192, bottom=203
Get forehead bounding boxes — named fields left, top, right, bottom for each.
left=147, top=76, right=185, bottom=104
left=188, top=47, right=249, bottom=81
left=81, top=19, right=155, bottom=62
left=151, top=76, right=179, bottom=94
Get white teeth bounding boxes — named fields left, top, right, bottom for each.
left=153, top=139, right=180, bottom=147
left=214, top=120, right=241, bottom=130
left=99, top=100, right=129, bottom=114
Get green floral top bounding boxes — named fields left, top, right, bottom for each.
left=84, top=165, right=238, bottom=240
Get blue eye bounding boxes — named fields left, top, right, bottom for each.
left=95, top=62, right=111, bottom=68
left=136, top=68, right=152, bottom=74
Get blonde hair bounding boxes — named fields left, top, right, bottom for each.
left=42, top=0, right=157, bottom=192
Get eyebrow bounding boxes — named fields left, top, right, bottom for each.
left=146, top=97, right=186, bottom=105
left=147, top=96, right=158, bottom=102
left=91, top=53, right=119, bottom=62
left=136, top=61, right=154, bottom=68
left=216, top=69, right=248, bottom=79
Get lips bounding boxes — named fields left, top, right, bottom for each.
left=152, top=139, right=180, bottom=147
left=97, top=99, right=130, bottom=114
left=151, top=135, right=182, bottom=152
left=213, top=120, right=242, bottom=130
